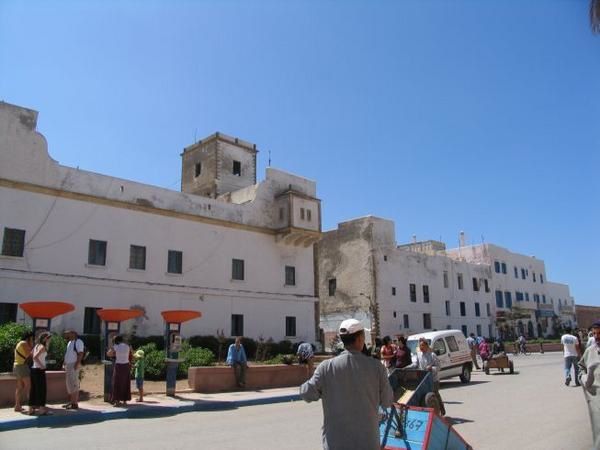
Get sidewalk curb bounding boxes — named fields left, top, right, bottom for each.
left=0, top=394, right=300, bottom=432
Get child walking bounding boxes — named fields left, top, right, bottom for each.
left=134, top=349, right=145, bottom=402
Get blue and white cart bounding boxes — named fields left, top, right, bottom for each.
left=381, top=369, right=472, bottom=449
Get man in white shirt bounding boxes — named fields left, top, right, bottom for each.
left=62, top=330, right=84, bottom=409
left=561, top=328, right=581, bottom=387
left=299, top=319, right=393, bottom=450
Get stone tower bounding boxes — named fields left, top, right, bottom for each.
left=181, top=132, right=258, bottom=198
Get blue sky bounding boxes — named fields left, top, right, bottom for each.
left=1, top=1, right=599, bottom=306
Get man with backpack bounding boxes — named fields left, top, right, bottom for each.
left=62, top=330, right=84, bottom=409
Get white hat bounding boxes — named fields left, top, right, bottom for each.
left=339, top=319, right=364, bottom=335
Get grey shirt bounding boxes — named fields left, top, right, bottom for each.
left=299, top=348, right=394, bottom=450
left=410, top=351, right=441, bottom=383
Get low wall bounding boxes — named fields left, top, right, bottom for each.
left=505, top=343, right=562, bottom=353
left=0, top=371, right=68, bottom=407
left=188, top=364, right=313, bottom=393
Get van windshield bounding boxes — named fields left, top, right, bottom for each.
left=407, top=339, right=431, bottom=354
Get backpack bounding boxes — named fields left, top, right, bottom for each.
left=72, top=338, right=89, bottom=365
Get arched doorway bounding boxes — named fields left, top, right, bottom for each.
left=527, top=321, right=534, bottom=338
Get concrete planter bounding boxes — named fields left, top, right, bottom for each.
left=188, top=364, right=312, bottom=393
left=0, top=371, right=68, bottom=407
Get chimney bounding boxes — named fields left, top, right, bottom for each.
left=459, top=231, right=466, bottom=248
left=412, top=234, right=417, bottom=244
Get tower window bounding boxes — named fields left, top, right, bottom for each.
left=233, top=160, right=241, bottom=176
left=195, top=162, right=202, bottom=177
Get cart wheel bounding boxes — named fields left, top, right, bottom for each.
left=425, top=392, right=441, bottom=415
left=509, top=361, right=514, bottom=374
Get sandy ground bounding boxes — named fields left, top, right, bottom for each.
left=79, top=363, right=191, bottom=400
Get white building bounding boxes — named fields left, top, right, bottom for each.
left=445, top=243, right=576, bottom=338
left=317, top=217, right=576, bottom=349
left=0, top=102, right=321, bottom=342
left=316, top=217, right=494, bottom=349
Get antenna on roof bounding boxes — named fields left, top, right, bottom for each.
left=194, top=129, right=197, bottom=143
left=268, top=150, right=271, bottom=167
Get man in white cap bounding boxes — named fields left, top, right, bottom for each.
left=300, top=318, right=394, bottom=450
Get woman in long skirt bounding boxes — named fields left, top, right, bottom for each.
left=107, top=335, right=132, bottom=407
left=29, top=332, right=52, bottom=415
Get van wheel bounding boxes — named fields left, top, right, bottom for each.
left=459, top=365, right=471, bottom=383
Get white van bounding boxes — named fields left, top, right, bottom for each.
left=407, top=330, right=473, bottom=383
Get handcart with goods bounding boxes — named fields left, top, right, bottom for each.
left=380, top=369, right=472, bottom=450
left=483, top=353, right=514, bottom=375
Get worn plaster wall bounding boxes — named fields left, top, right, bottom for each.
left=181, top=138, right=219, bottom=197
left=316, top=216, right=396, bottom=337
left=215, top=139, right=257, bottom=195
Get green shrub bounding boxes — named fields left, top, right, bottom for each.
left=178, top=347, right=215, bottom=377
left=188, top=335, right=220, bottom=354
left=130, top=335, right=165, bottom=351
left=188, top=335, right=234, bottom=361
left=270, top=340, right=294, bottom=357
left=241, top=337, right=257, bottom=359
left=47, top=335, right=67, bottom=370
left=262, top=354, right=296, bottom=365
left=142, top=345, right=167, bottom=381
left=0, top=323, right=32, bottom=372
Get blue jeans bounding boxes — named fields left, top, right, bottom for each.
left=564, top=356, right=580, bottom=382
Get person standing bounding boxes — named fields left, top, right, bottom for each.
left=297, top=341, right=315, bottom=379
left=226, top=337, right=248, bottom=388
left=466, top=333, right=480, bottom=370
left=380, top=336, right=396, bottom=374
left=13, top=331, right=34, bottom=413
left=300, top=319, right=393, bottom=450
left=561, top=328, right=581, bottom=387
left=29, top=332, right=52, bottom=415
left=479, top=338, right=491, bottom=363
left=578, top=320, right=600, bottom=450
left=62, top=330, right=84, bottom=410
left=518, top=333, right=527, bottom=354
left=410, top=338, right=446, bottom=416
left=107, top=335, right=132, bottom=406
left=134, top=349, right=145, bottom=402
left=394, top=336, right=412, bottom=369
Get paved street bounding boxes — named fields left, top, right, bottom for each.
left=0, top=353, right=593, bottom=449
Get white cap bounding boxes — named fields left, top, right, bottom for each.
left=339, top=319, right=364, bottom=335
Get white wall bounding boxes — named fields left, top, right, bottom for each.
left=0, top=102, right=318, bottom=342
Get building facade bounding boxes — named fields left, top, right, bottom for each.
left=575, top=305, right=600, bottom=330
left=317, top=216, right=576, bottom=349
left=316, top=217, right=495, bottom=349
left=445, top=244, right=577, bottom=338
left=0, top=102, right=321, bottom=342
